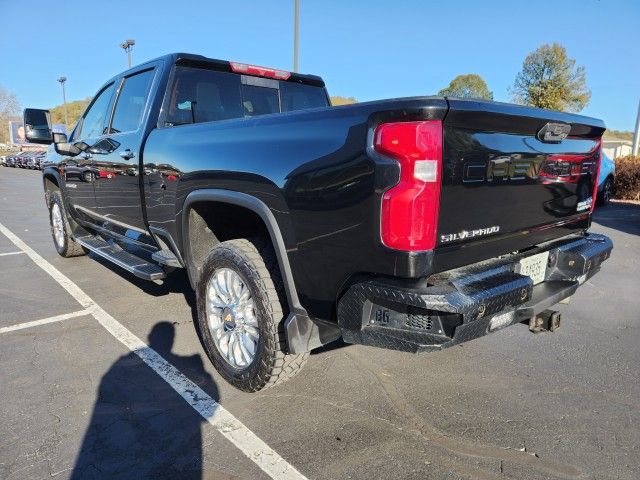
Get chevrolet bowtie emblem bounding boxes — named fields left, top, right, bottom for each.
left=537, top=122, right=571, bottom=143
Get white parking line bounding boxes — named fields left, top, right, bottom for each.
left=0, top=251, right=24, bottom=257
left=0, top=310, right=89, bottom=334
left=0, top=222, right=307, bottom=480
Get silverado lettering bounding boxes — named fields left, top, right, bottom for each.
left=440, top=226, right=501, bottom=243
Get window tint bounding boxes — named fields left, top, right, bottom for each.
left=280, top=82, right=328, bottom=112
left=111, top=69, right=154, bottom=133
left=166, top=67, right=243, bottom=125
left=241, top=85, right=279, bottom=117
left=165, top=65, right=329, bottom=126
left=78, top=84, right=115, bottom=139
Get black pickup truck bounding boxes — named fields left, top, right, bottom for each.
left=24, top=52, right=612, bottom=392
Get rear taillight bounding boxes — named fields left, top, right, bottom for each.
left=375, top=120, right=443, bottom=251
left=229, top=62, right=291, bottom=80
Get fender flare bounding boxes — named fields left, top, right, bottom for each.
left=42, top=168, right=71, bottom=211
left=181, top=189, right=327, bottom=353
left=42, top=168, right=64, bottom=202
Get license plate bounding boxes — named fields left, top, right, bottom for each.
left=518, top=251, right=549, bottom=285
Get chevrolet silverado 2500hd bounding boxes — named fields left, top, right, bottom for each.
left=23, top=53, right=612, bottom=392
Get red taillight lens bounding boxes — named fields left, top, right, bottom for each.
left=375, top=120, right=443, bottom=251
left=229, top=61, right=291, bottom=80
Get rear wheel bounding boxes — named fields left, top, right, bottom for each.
left=48, top=191, right=87, bottom=257
left=195, top=239, right=307, bottom=392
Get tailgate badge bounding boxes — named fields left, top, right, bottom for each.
left=537, top=122, right=571, bottom=143
left=577, top=196, right=593, bottom=212
left=440, top=225, right=500, bottom=244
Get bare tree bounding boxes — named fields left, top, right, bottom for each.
left=0, top=86, right=21, bottom=145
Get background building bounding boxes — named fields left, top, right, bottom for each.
left=603, top=139, right=633, bottom=159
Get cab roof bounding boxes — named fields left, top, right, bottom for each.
left=123, top=52, right=325, bottom=88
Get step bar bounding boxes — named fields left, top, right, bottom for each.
left=75, top=235, right=166, bottom=281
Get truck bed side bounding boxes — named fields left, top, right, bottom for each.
left=143, top=96, right=605, bottom=324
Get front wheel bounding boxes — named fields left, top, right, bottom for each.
left=48, top=191, right=87, bottom=258
left=195, top=239, right=307, bottom=392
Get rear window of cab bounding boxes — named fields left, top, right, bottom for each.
left=165, top=66, right=328, bottom=126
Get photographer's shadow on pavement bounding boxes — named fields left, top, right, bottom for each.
left=70, top=322, right=218, bottom=480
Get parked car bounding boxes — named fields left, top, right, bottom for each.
left=24, top=52, right=612, bottom=392
left=15, top=152, right=33, bottom=168
left=29, top=151, right=46, bottom=170
left=597, top=152, right=615, bottom=206
left=27, top=156, right=36, bottom=169
left=12, top=152, right=24, bottom=167
left=11, top=152, right=26, bottom=167
left=13, top=151, right=45, bottom=169
left=0, top=155, right=6, bottom=166
left=4, top=153, right=18, bottom=167
left=26, top=153, right=38, bottom=169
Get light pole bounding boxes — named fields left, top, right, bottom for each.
left=120, top=39, right=135, bottom=68
left=57, top=76, right=68, bottom=127
left=293, top=0, right=299, bottom=73
left=632, top=98, right=640, bottom=156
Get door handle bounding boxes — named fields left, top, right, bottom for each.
left=119, top=149, right=136, bottom=160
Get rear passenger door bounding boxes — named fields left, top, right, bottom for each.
left=92, top=67, right=157, bottom=245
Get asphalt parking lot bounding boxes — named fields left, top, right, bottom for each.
left=1, top=166, right=639, bottom=480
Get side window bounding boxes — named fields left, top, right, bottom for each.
left=280, top=82, right=329, bottom=111
left=166, top=67, right=243, bottom=125
left=110, top=69, right=155, bottom=133
left=77, top=84, right=115, bottom=139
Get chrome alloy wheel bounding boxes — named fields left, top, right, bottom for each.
left=51, top=203, right=65, bottom=248
left=206, top=268, right=259, bottom=368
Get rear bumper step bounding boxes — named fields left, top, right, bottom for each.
left=75, top=235, right=166, bottom=281
left=337, top=233, right=612, bottom=353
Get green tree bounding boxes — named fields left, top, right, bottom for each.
left=0, top=86, right=21, bottom=145
left=330, top=96, right=357, bottom=106
left=49, top=97, right=91, bottom=130
left=438, top=74, right=493, bottom=100
left=511, top=43, right=590, bottom=112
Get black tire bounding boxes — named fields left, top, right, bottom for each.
left=598, top=177, right=613, bottom=206
left=196, top=238, right=308, bottom=392
left=48, top=191, right=87, bottom=258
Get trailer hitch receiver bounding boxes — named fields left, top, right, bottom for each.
left=528, top=310, right=561, bottom=333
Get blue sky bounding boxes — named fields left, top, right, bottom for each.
left=1, top=0, right=639, bottom=130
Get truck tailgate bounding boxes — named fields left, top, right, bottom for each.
left=434, top=99, right=605, bottom=271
